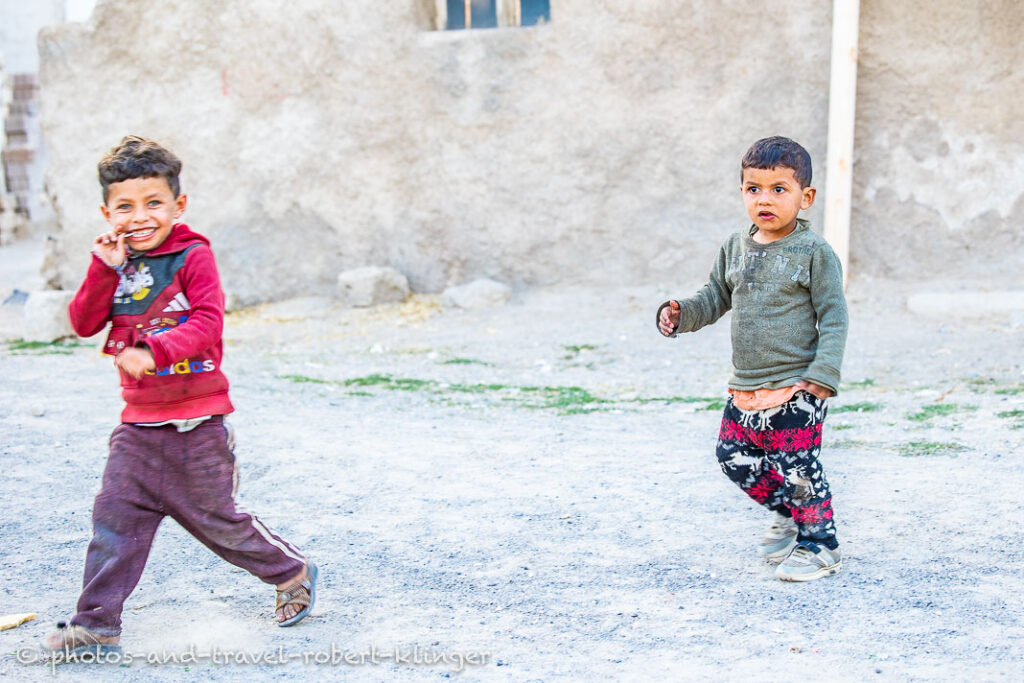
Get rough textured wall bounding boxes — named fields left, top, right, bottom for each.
left=40, top=0, right=833, bottom=303
left=854, top=1, right=1024, bottom=282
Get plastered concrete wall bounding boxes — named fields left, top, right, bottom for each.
left=37, top=0, right=830, bottom=303
left=36, top=0, right=1018, bottom=303
left=0, top=0, right=65, bottom=73
left=853, top=1, right=1024, bottom=282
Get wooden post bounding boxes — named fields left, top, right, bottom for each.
left=465, top=0, right=472, bottom=28
left=823, top=0, right=860, bottom=288
left=435, top=0, right=447, bottom=30
left=496, top=0, right=520, bottom=27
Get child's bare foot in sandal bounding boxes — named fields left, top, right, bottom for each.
left=275, top=562, right=318, bottom=627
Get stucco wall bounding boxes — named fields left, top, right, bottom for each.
left=35, top=0, right=1018, bottom=303
left=853, top=1, right=1024, bottom=282
left=36, top=0, right=830, bottom=302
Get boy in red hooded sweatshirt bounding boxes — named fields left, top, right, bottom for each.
left=47, top=136, right=317, bottom=658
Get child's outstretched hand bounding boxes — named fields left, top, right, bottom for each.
left=658, top=300, right=680, bottom=336
left=93, top=230, right=126, bottom=268
left=115, top=347, right=156, bottom=379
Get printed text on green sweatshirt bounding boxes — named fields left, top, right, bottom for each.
left=665, top=219, right=848, bottom=395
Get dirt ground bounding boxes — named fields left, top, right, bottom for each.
left=1, top=235, right=1022, bottom=682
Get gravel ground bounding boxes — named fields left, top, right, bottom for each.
left=1, top=238, right=1023, bottom=682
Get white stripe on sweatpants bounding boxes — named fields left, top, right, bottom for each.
left=231, top=462, right=305, bottom=563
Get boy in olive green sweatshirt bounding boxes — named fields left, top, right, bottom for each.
left=657, top=136, right=848, bottom=582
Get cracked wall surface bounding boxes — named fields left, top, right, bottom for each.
left=852, top=1, right=1024, bottom=283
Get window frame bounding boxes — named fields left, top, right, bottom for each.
left=433, top=0, right=548, bottom=31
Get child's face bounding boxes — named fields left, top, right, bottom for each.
left=741, top=166, right=815, bottom=242
left=100, top=176, right=187, bottom=252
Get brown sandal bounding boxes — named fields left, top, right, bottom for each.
left=275, top=563, right=318, bottom=627
left=45, top=623, right=121, bottom=658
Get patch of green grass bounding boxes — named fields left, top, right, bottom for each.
left=625, top=395, right=725, bottom=411
left=559, top=406, right=611, bottom=415
left=343, top=374, right=434, bottom=391
left=392, top=346, right=433, bottom=355
left=442, top=358, right=492, bottom=366
left=960, top=378, right=1024, bottom=395
left=832, top=424, right=854, bottom=431
left=283, top=373, right=610, bottom=414
left=628, top=395, right=722, bottom=405
left=277, top=373, right=724, bottom=416
left=963, top=378, right=1024, bottom=393
left=832, top=401, right=883, bottom=414
left=6, top=338, right=92, bottom=355
left=511, top=385, right=611, bottom=413
left=899, top=441, right=968, bottom=458
left=906, top=403, right=977, bottom=422
left=996, top=409, right=1024, bottom=428
left=530, top=386, right=609, bottom=412
left=9, top=339, right=59, bottom=350
left=562, top=344, right=600, bottom=360
left=563, top=344, right=598, bottom=354
left=280, top=374, right=331, bottom=384
left=448, top=382, right=509, bottom=393
left=831, top=439, right=869, bottom=450
left=843, top=378, right=876, bottom=389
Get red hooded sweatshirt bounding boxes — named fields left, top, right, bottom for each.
left=69, top=223, right=234, bottom=422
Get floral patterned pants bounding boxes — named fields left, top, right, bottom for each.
left=715, top=390, right=838, bottom=549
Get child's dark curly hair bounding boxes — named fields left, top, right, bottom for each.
left=98, top=135, right=182, bottom=202
left=741, top=136, right=812, bottom=188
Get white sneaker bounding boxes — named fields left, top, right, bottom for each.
left=758, top=512, right=798, bottom=560
left=775, top=541, right=842, bottom=582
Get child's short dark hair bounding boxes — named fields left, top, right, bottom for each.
left=741, top=136, right=812, bottom=188
left=98, top=135, right=182, bottom=202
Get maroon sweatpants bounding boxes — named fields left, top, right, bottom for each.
left=71, top=416, right=305, bottom=636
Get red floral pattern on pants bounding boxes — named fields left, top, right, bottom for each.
left=715, top=391, right=838, bottom=549
left=746, top=469, right=785, bottom=503
left=791, top=498, right=834, bottom=524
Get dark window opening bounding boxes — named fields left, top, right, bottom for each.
left=443, top=0, right=550, bottom=31
left=446, top=0, right=497, bottom=30
left=520, top=0, right=550, bottom=27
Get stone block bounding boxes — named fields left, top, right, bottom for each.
left=23, top=290, right=75, bottom=342
left=336, top=266, right=410, bottom=307
left=441, top=278, right=511, bottom=310
left=907, top=290, right=1024, bottom=318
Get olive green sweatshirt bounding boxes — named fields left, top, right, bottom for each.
left=658, top=219, right=848, bottom=395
